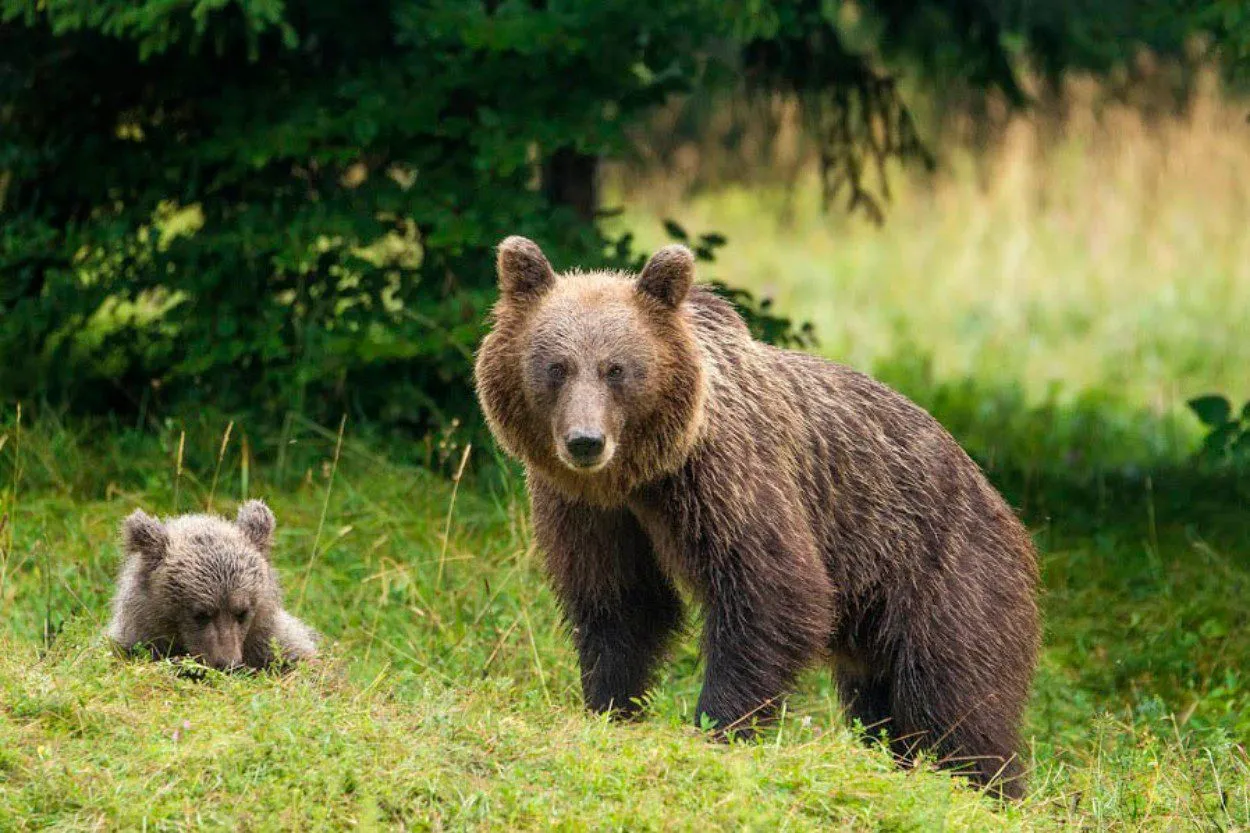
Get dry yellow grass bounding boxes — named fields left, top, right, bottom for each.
left=609, top=74, right=1250, bottom=428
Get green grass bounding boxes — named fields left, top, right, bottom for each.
left=1, top=413, right=1248, bottom=830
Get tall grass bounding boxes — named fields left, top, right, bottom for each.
left=609, top=72, right=1250, bottom=440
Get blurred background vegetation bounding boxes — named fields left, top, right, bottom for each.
left=2, top=0, right=1246, bottom=455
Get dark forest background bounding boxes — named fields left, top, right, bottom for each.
left=4, top=1, right=1246, bottom=437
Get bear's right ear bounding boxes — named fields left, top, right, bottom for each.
left=122, top=509, right=168, bottom=569
left=236, top=499, right=276, bottom=557
left=497, top=236, right=555, bottom=301
left=637, top=244, right=695, bottom=309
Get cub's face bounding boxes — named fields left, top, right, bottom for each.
left=523, top=292, right=659, bottom=473
left=122, top=500, right=278, bottom=670
left=176, top=588, right=259, bottom=671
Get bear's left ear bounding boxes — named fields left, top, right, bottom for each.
left=236, top=499, right=276, bottom=556
left=637, top=245, right=694, bottom=309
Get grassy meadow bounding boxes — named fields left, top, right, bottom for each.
left=3, top=82, right=1250, bottom=829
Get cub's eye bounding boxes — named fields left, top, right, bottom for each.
left=546, top=361, right=568, bottom=383
left=193, top=612, right=213, bottom=626
left=604, top=363, right=625, bottom=382
left=233, top=610, right=248, bottom=624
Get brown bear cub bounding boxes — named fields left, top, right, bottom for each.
left=107, top=500, right=318, bottom=671
left=475, top=237, right=1040, bottom=798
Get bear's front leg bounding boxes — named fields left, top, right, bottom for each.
left=530, top=478, right=683, bottom=717
left=694, top=541, right=833, bottom=738
left=572, top=557, right=683, bottom=717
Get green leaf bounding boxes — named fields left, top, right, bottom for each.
left=1232, top=430, right=1250, bottom=459
left=1202, top=423, right=1239, bottom=458
left=1200, top=618, right=1227, bottom=639
left=1188, top=395, right=1233, bottom=427
left=662, top=219, right=688, bottom=242
left=1242, top=400, right=1250, bottom=423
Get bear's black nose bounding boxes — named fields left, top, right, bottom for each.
left=565, top=431, right=606, bottom=466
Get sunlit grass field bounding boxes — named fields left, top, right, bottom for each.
left=3, top=82, right=1250, bottom=829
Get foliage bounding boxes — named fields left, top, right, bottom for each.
left=1189, top=0, right=1250, bottom=80
left=630, top=1, right=1250, bottom=223
left=0, top=0, right=715, bottom=429
left=1017, top=0, right=1250, bottom=84
left=735, top=0, right=940, bottom=222
left=1189, top=394, right=1250, bottom=463
left=3, top=0, right=1247, bottom=433
left=613, top=75, right=1250, bottom=467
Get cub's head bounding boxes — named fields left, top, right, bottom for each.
left=122, top=500, right=280, bottom=670
left=474, top=237, right=705, bottom=504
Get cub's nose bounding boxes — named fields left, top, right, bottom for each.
left=209, top=654, right=243, bottom=671
left=565, top=431, right=606, bottom=467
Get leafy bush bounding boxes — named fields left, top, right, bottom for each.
left=0, top=0, right=714, bottom=429
left=1188, top=395, right=1250, bottom=462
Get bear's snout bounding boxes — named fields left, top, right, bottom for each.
left=553, top=381, right=618, bottom=473
left=564, top=430, right=606, bottom=467
left=207, top=653, right=242, bottom=671
left=190, top=614, right=247, bottom=671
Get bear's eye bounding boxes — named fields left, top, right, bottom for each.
left=546, top=361, right=568, bottom=383
left=193, top=611, right=213, bottom=627
left=233, top=609, right=248, bottom=624
left=604, top=363, right=625, bottom=382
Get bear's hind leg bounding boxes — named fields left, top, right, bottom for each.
left=834, top=665, right=894, bottom=741
left=888, top=656, right=1029, bottom=799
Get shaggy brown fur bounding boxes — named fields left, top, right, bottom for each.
left=475, top=237, right=1040, bottom=798
left=107, top=501, right=318, bottom=671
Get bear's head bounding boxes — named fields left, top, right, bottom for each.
left=122, top=500, right=280, bottom=669
left=475, top=236, right=706, bottom=505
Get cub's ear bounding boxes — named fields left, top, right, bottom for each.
left=497, top=236, right=556, bottom=301
left=637, top=245, right=694, bottom=309
left=236, top=499, right=276, bottom=556
left=122, top=509, right=168, bottom=569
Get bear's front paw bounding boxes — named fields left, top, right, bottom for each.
left=586, top=694, right=649, bottom=721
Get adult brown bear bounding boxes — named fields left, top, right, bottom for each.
left=475, top=237, right=1039, bottom=798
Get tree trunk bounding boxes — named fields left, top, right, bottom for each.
left=542, top=147, right=598, bottom=222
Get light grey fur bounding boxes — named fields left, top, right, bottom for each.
left=107, top=500, right=318, bottom=670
